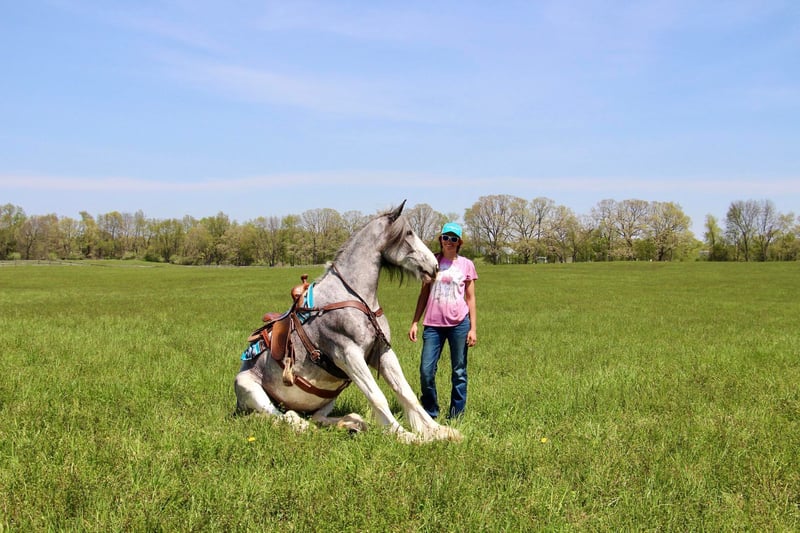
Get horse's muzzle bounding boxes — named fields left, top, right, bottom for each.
left=420, top=265, right=437, bottom=284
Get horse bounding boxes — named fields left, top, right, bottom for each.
left=233, top=201, right=462, bottom=443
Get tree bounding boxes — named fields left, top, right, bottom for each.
left=703, top=214, right=729, bottom=261
left=97, top=211, right=125, bottom=258
left=405, top=204, right=444, bottom=246
left=0, top=204, right=26, bottom=259
left=251, top=216, right=284, bottom=266
left=613, top=199, right=649, bottom=259
left=219, top=223, right=258, bottom=265
left=281, top=215, right=304, bottom=266
left=647, top=201, right=692, bottom=261
left=57, top=216, right=80, bottom=259
left=131, top=210, right=149, bottom=257
left=147, top=218, right=185, bottom=262
left=590, top=199, right=617, bottom=261
left=301, top=208, right=345, bottom=264
left=725, top=200, right=760, bottom=261
left=182, top=224, right=212, bottom=264
left=464, top=195, right=515, bottom=264
left=18, top=214, right=58, bottom=259
left=78, top=211, right=99, bottom=259
left=754, top=199, right=779, bottom=261
left=341, top=210, right=369, bottom=236
left=6, top=196, right=797, bottom=264
left=17, top=216, right=39, bottom=259
left=507, top=196, right=535, bottom=264
left=200, top=212, right=231, bottom=264
left=770, top=213, right=798, bottom=261
left=530, top=197, right=555, bottom=252
left=547, top=205, right=579, bottom=263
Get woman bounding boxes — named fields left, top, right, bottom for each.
left=408, top=222, right=478, bottom=420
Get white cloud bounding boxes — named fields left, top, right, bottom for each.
left=164, top=58, right=422, bottom=121
left=4, top=173, right=799, bottom=196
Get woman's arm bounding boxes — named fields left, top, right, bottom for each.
left=464, top=279, right=477, bottom=346
left=408, top=282, right=431, bottom=342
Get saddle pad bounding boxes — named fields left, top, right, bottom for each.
left=297, top=282, right=315, bottom=323
left=241, top=339, right=266, bottom=361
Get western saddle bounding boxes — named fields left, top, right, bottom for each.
left=248, top=274, right=312, bottom=388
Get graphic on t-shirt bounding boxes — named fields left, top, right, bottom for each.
left=433, top=263, right=465, bottom=303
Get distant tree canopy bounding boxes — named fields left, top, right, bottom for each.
left=1, top=197, right=797, bottom=264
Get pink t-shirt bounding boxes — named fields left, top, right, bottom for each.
left=423, top=255, right=478, bottom=327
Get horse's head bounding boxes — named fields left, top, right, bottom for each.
left=381, top=201, right=438, bottom=283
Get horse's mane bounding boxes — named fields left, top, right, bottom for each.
left=331, top=206, right=410, bottom=284
left=379, top=209, right=411, bottom=284
left=381, top=253, right=408, bottom=285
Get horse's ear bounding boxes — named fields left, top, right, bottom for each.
left=389, top=200, right=407, bottom=222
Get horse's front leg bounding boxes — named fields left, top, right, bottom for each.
left=335, top=344, right=420, bottom=443
left=309, top=400, right=368, bottom=433
left=376, top=349, right=463, bottom=443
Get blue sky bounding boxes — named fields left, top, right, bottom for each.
left=2, top=0, right=799, bottom=236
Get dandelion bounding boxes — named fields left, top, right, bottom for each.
left=247, top=436, right=256, bottom=442
left=540, top=437, right=548, bottom=443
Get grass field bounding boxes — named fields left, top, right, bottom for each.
left=1, top=261, right=798, bottom=531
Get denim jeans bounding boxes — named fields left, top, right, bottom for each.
left=419, top=316, right=470, bottom=419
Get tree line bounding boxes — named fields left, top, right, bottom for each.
left=1, top=196, right=797, bottom=265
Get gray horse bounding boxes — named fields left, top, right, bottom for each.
left=234, top=202, right=462, bottom=443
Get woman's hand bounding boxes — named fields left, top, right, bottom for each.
left=467, top=329, right=477, bottom=347
left=408, top=322, right=419, bottom=342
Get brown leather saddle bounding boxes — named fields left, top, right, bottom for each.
left=247, top=275, right=311, bottom=385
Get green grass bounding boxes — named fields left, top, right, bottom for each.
left=1, top=261, right=798, bottom=531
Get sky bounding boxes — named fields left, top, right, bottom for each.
left=2, top=0, right=799, bottom=237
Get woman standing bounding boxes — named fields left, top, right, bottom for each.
left=408, top=222, right=478, bottom=420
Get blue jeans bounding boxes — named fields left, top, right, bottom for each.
left=419, top=316, right=470, bottom=419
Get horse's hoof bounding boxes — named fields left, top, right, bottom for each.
left=395, top=431, right=422, bottom=444
left=444, top=427, right=463, bottom=442
left=389, top=425, right=423, bottom=444
left=337, top=413, right=368, bottom=433
left=430, top=425, right=463, bottom=442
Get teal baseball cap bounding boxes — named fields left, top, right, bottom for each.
left=441, top=222, right=462, bottom=238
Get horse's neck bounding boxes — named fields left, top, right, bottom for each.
left=331, top=245, right=382, bottom=308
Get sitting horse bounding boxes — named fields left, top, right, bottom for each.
left=234, top=201, right=462, bottom=443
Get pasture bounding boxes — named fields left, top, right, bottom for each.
left=1, top=261, right=798, bottom=530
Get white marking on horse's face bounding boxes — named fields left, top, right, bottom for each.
left=413, top=234, right=438, bottom=282
left=398, top=230, right=439, bottom=282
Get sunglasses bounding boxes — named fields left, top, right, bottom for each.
left=441, top=234, right=460, bottom=243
